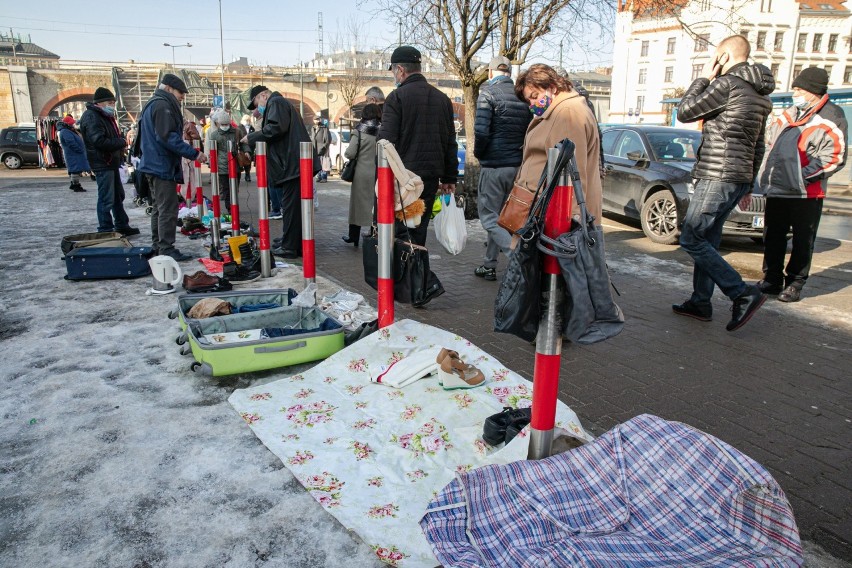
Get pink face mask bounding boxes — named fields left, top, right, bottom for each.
left=529, top=93, right=552, bottom=116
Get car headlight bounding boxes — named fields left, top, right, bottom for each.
left=686, top=181, right=695, bottom=194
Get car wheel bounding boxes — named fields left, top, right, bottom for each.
left=3, top=153, right=22, bottom=170
left=640, top=189, right=679, bottom=245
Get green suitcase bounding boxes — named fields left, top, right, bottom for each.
left=168, top=288, right=298, bottom=331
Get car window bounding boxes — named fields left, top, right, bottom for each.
left=329, top=132, right=338, bottom=144
left=18, top=130, right=36, bottom=144
left=646, top=131, right=701, bottom=161
left=2, top=130, right=15, bottom=142
left=601, top=130, right=621, bottom=155
left=341, top=131, right=351, bottom=143
left=614, top=131, right=646, bottom=159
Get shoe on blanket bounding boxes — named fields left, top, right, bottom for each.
left=436, top=348, right=485, bottom=390
left=483, top=407, right=532, bottom=446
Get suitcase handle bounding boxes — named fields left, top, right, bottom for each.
left=254, top=341, right=307, bottom=354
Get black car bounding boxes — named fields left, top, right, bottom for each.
left=601, top=125, right=766, bottom=244
left=0, top=126, right=39, bottom=169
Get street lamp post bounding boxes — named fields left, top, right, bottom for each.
left=163, top=42, right=192, bottom=69
left=218, top=0, right=226, bottom=107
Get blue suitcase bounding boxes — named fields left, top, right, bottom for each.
left=64, top=246, right=154, bottom=280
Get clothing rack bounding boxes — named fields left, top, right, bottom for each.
left=35, top=117, right=65, bottom=169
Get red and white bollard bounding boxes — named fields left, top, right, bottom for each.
left=255, top=141, right=272, bottom=278
left=376, top=142, right=395, bottom=328
left=193, top=140, right=205, bottom=218
left=208, top=140, right=222, bottom=258
left=228, top=141, right=240, bottom=237
left=528, top=147, right=573, bottom=460
left=299, top=141, right=316, bottom=285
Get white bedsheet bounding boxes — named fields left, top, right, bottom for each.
left=229, top=319, right=591, bottom=567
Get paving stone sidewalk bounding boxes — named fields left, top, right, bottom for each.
left=290, top=180, right=852, bottom=562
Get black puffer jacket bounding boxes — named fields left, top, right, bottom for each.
left=678, top=62, right=775, bottom=183
left=473, top=76, right=531, bottom=167
left=246, top=92, right=319, bottom=185
left=79, top=102, right=126, bottom=171
left=378, top=74, right=458, bottom=183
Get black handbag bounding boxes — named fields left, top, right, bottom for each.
left=340, top=130, right=361, bottom=182
left=493, top=140, right=574, bottom=341
left=538, top=157, right=624, bottom=345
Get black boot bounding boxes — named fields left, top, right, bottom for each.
left=70, top=181, right=86, bottom=192
left=341, top=224, right=360, bottom=247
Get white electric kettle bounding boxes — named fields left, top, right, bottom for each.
left=148, top=255, right=183, bottom=295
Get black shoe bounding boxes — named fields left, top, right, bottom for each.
left=777, top=285, right=801, bottom=303
left=483, top=407, right=532, bottom=446
left=413, top=283, right=445, bottom=308
left=166, top=250, right=194, bottom=262
left=271, top=247, right=300, bottom=259
left=474, top=265, right=496, bottom=281
left=245, top=175, right=251, bottom=182
left=117, top=226, right=141, bottom=237
left=70, top=182, right=86, bottom=192
left=672, top=300, right=712, bottom=322
left=341, top=236, right=359, bottom=248
left=727, top=285, right=767, bottom=331
left=756, top=279, right=783, bottom=295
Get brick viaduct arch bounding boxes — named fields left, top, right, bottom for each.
left=38, top=87, right=96, bottom=118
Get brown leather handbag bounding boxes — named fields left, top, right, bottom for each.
left=497, top=169, right=547, bottom=235
left=236, top=151, right=252, bottom=168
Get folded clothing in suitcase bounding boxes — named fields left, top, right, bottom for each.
left=65, top=246, right=154, bottom=280
left=184, top=305, right=344, bottom=376
left=170, top=289, right=298, bottom=330
left=61, top=231, right=132, bottom=256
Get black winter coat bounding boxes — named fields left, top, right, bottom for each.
left=378, top=74, right=458, bottom=183
left=247, top=92, right=319, bottom=185
left=79, top=102, right=126, bottom=171
left=678, top=62, right=775, bottom=183
left=473, top=76, right=531, bottom=167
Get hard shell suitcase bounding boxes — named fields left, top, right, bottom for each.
left=168, top=288, right=298, bottom=330
left=61, top=232, right=132, bottom=256
left=178, top=305, right=344, bottom=376
left=64, top=246, right=154, bottom=280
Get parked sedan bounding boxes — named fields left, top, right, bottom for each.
left=0, top=126, right=39, bottom=169
left=600, top=125, right=766, bottom=244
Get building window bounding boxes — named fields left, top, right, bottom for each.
left=640, top=40, right=649, bottom=57
left=695, top=33, right=710, bottom=52
left=773, top=32, right=784, bottom=52
left=664, top=66, right=673, bottom=82
left=636, top=96, right=645, bottom=113
left=692, top=63, right=703, bottom=80
left=824, top=65, right=832, bottom=80
left=770, top=63, right=780, bottom=81
left=813, top=33, right=822, bottom=52
left=760, top=0, right=774, bottom=11
left=844, top=66, right=852, bottom=84
left=797, top=33, right=807, bottom=51
left=667, top=37, right=676, bottom=54
left=638, top=68, right=647, bottom=84
left=793, top=64, right=803, bottom=81
left=698, top=0, right=711, bottom=9
left=828, top=34, right=838, bottom=52
left=757, top=31, right=766, bottom=50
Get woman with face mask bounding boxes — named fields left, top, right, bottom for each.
left=206, top=109, right=250, bottom=210
left=512, top=64, right=603, bottom=224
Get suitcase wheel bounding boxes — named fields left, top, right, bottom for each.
left=179, top=345, right=192, bottom=356
left=167, top=309, right=178, bottom=320
left=145, top=206, right=153, bottom=216
left=190, top=362, right=201, bottom=373
left=175, top=333, right=187, bottom=346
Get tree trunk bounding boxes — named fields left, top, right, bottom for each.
left=460, top=82, right=481, bottom=220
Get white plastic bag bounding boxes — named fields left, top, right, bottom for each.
left=119, top=164, right=130, bottom=185
left=433, top=194, right=467, bottom=255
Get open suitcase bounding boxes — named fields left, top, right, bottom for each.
left=177, top=304, right=344, bottom=376
left=61, top=231, right=132, bottom=256
left=64, top=246, right=154, bottom=280
left=168, top=288, right=298, bottom=331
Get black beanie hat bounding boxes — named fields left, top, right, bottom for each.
left=93, top=87, right=116, bottom=103
left=792, top=67, right=828, bottom=96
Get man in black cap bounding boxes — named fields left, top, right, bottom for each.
left=757, top=67, right=847, bottom=302
left=137, top=73, right=208, bottom=261
left=242, top=85, right=319, bottom=258
left=472, top=55, right=530, bottom=282
left=79, top=87, right=139, bottom=237
left=378, top=45, right=458, bottom=249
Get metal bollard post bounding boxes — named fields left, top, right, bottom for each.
left=208, top=141, right=222, bottom=258
left=193, top=140, right=205, bottom=218
left=255, top=142, right=272, bottom=278
left=376, top=143, right=395, bottom=328
left=228, top=141, right=240, bottom=237
left=528, top=147, right=573, bottom=460
left=300, top=141, right=316, bottom=285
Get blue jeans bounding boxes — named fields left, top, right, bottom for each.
left=679, top=179, right=750, bottom=305
left=269, top=185, right=283, bottom=215
left=95, top=169, right=130, bottom=232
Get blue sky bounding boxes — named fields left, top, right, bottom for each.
left=1, top=0, right=613, bottom=70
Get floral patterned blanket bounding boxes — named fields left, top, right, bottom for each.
left=228, top=319, right=591, bottom=567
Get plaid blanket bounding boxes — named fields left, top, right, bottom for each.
left=420, top=414, right=803, bottom=567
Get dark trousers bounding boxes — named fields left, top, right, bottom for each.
left=94, top=169, right=130, bottom=232
left=217, top=173, right=240, bottom=210
left=147, top=175, right=179, bottom=255
left=404, top=177, right=439, bottom=247
left=762, top=197, right=823, bottom=290
left=276, top=178, right=302, bottom=255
